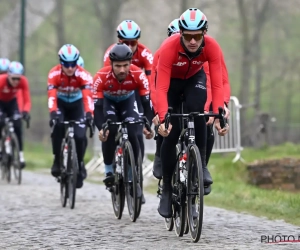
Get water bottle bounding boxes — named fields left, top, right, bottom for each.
left=115, top=146, right=123, bottom=173
left=179, top=153, right=187, bottom=182
left=63, top=143, right=68, bottom=167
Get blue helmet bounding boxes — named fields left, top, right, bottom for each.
left=179, top=8, right=208, bottom=31
left=58, top=44, right=80, bottom=62
left=167, top=18, right=180, bottom=37
left=77, top=56, right=84, bottom=68
left=8, top=61, right=24, bottom=75
left=117, top=20, right=141, bottom=39
left=0, top=58, right=10, bottom=72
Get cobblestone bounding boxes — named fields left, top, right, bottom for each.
left=0, top=171, right=299, bottom=249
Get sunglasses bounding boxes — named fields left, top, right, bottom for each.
left=182, top=33, right=204, bottom=42
left=121, top=40, right=138, bottom=46
left=12, top=77, right=21, bottom=81
left=61, top=61, right=77, bottom=68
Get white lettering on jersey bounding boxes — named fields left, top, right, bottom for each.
left=141, top=49, right=153, bottom=64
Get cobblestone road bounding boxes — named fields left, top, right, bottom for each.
left=0, top=171, right=299, bottom=250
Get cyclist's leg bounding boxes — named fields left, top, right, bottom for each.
left=134, top=90, right=145, bottom=161
left=101, top=98, right=118, bottom=186
left=0, top=100, right=5, bottom=159
left=184, top=68, right=213, bottom=185
left=51, top=99, right=65, bottom=177
left=153, top=133, right=163, bottom=179
left=206, top=103, right=215, bottom=165
left=5, top=98, right=24, bottom=168
left=158, top=79, right=183, bottom=218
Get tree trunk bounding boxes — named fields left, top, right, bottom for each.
left=55, top=0, right=65, bottom=51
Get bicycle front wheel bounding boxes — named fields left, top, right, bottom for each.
left=11, top=133, right=21, bottom=185
left=136, top=150, right=143, bottom=218
left=123, top=141, right=138, bottom=222
left=60, top=139, right=68, bottom=207
left=187, top=144, right=204, bottom=243
left=68, top=138, right=78, bottom=209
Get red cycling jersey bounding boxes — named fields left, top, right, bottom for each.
left=47, top=64, right=94, bottom=114
left=103, top=43, right=153, bottom=82
left=93, top=64, right=150, bottom=102
left=0, top=74, right=31, bottom=112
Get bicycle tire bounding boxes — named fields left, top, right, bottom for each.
left=173, top=144, right=187, bottom=237
left=136, top=150, right=143, bottom=218
left=3, top=136, right=11, bottom=183
left=68, top=138, right=78, bottom=209
left=11, top=133, right=21, bottom=185
left=60, top=139, right=68, bottom=207
left=111, top=146, right=125, bottom=219
left=187, top=144, right=204, bottom=243
left=123, top=140, right=138, bottom=222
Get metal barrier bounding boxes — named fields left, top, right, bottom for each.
left=86, top=96, right=244, bottom=177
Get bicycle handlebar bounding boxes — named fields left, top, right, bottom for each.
left=4, top=116, right=30, bottom=129
left=51, top=119, right=94, bottom=138
left=164, top=106, right=228, bottom=130
left=102, top=116, right=151, bottom=139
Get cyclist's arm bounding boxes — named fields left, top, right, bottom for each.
left=150, top=50, right=159, bottom=113
left=47, top=72, right=58, bottom=112
left=136, top=71, right=153, bottom=126
left=16, top=89, right=23, bottom=112
left=103, top=45, right=114, bottom=67
left=155, top=45, right=176, bottom=121
left=92, top=73, right=104, bottom=130
left=141, top=47, right=153, bottom=83
left=206, top=38, right=224, bottom=114
left=221, top=51, right=231, bottom=106
left=80, top=71, right=94, bottom=114
left=203, top=62, right=212, bottom=112
left=20, top=77, right=31, bottom=112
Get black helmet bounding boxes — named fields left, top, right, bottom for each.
left=109, top=43, right=133, bottom=61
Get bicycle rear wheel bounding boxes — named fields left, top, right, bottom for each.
left=11, top=133, right=21, bottom=185
left=60, top=139, right=68, bottom=207
left=187, top=145, right=204, bottom=243
left=111, top=146, right=125, bottom=219
left=136, top=150, right=143, bottom=218
left=68, top=138, right=78, bottom=209
left=123, top=141, right=138, bottom=222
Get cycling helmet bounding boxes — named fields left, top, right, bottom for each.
left=0, top=58, right=10, bottom=72
left=8, top=61, right=24, bottom=75
left=109, top=43, right=133, bottom=61
left=167, top=18, right=180, bottom=37
left=58, top=44, right=80, bottom=62
left=179, top=8, right=208, bottom=31
left=117, top=20, right=141, bottom=39
left=77, top=56, right=84, bottom=68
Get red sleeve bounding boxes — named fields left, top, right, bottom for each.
left=156, top=42, right=177, bottom=121
left=47, top=68, right=59, bottom=113
left=20, top=77, right=31, bottom=112
left=80, top=70, right=94, bottom=114
left=203, top=63, right=211, bottom=112
left=136, top=70, right=150, bottom=96
left=221, top=51, right=231, bottom=105
left=16, top=89, right=23, bottom=112
left=93, top=72, right=104, bottom=99
left=103, top=45, right=114, bottom=67
left=140, top=46, right=153, bottom=72
left=205, top=38, right=224, bottom=114
left=150, top=50, right=159, bottom=112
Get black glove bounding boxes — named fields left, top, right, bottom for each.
left=22, top=111, right=30, bottom=121
left=85, top=112, right=93, bottom=126
left=49, top=111, right=59, bottom=127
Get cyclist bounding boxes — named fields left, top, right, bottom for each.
left=103, top=20, right=153, bottom=162
left=0, top=61, right=31, bottom=168
left=152, top=19, right=231, bottom=180
left=93, top=43, right=154, bottom=201
left=0, top=58, right=10, bottom=74
left=47, top=44, right=94, bottom=188
left=155, top=8, right=226, bottom=218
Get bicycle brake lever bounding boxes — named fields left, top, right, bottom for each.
left=218, top=107, right=226, bottom=129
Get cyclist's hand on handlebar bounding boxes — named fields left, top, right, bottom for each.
left=152, top=114, right=160, bottom=126
left=98, top=129, right=109, bottom=142
left=158, top=122, right=172, bottom=137
left=143, top=127, right=154, bottom=139
left=215, top=119, right=229, bottom=136
left=224, top=105, right=230, bottom=119
left=22, top=111, right=30, bottom=121
left=85, top=112, right=93, bottom=125
left=204, top=111, right=214, bottom=125
left=49, top=111, right=59, bottom=127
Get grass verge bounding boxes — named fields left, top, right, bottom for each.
left=145, top=142, right=300, bottom=226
